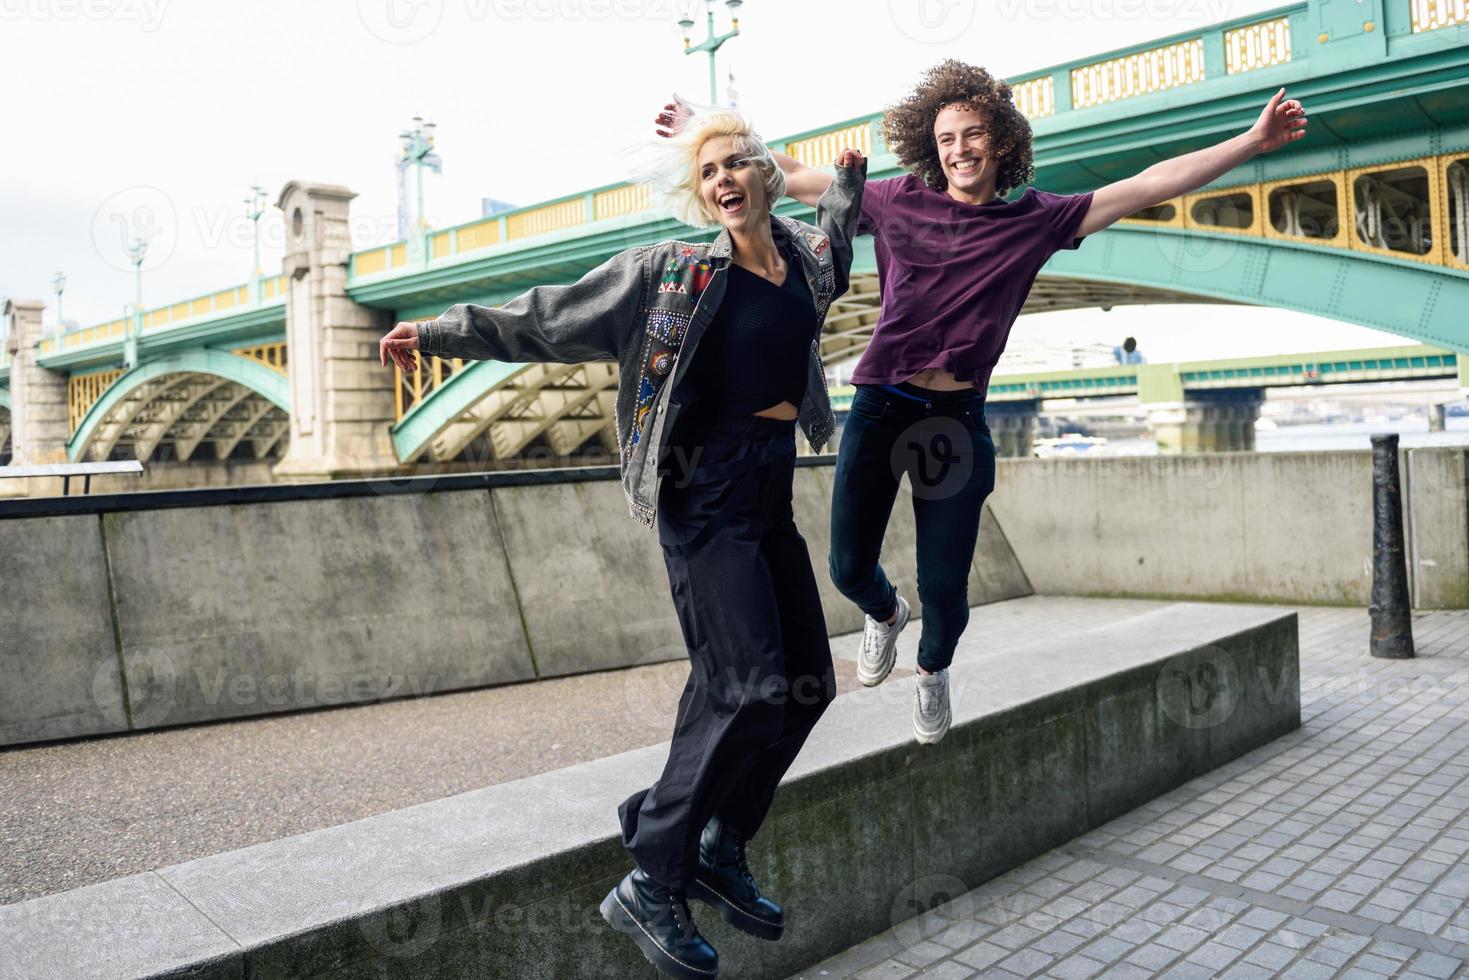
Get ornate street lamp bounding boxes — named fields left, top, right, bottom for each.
left=680, top=0, right=743, bottom=105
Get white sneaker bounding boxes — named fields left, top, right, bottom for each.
left=857, top=595, right=910, bottom=687
left=913, top=668, right=951, bottom=745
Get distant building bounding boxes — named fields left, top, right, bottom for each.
left=481, top=198, right=517, bottom=218
left=994, top=340, right=1118, bottom=374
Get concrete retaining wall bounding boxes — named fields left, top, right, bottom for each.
left=0, top=603, right=1300, bottom=979
left=0, top=463, right=1032, bottom=748
left=3, top=445, right=1458, bottom=750
left=988, top=447, right=1469, bottom=609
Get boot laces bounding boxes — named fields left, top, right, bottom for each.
left=669, top=890, right=694, bottom=939
left=731, top=836, right=756, bottom=890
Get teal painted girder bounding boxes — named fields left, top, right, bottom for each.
left=0, top=388, right=9, bottom=411
left=67, top=349, right=290, bottom=463
left=1046, top=225, right=1469, bottom=353
left=390, top=359, right=527, bottom=462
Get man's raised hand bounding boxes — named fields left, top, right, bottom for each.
left=1251, top=88, right=1308, bottom=154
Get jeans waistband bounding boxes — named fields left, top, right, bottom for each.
left=666, top=416, right=796, bottom=486
left=881, top=381, right=981, bottom=404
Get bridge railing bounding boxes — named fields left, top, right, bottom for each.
left=40, top=274, right=288, bottom=358
left=349, top=117, right=884, bottom=282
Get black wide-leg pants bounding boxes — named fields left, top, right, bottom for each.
left=618, top=416, right=837, bottom=889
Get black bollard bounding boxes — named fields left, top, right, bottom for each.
left=1369, top=433, right=1415, bottom=659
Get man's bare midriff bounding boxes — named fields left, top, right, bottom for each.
left=902, top=367, right=975, bottom=391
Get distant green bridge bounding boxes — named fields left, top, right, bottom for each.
left=1, top=0, right=1466, bottom=480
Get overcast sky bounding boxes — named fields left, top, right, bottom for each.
left=0, top=0, right=1411, bottom=362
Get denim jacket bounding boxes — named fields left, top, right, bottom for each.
left=417, top=160, right=865, bottom=526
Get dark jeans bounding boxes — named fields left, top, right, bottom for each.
left=828, top=384, right=997, bottom=673
left=619, top=416, right=837, bottom=889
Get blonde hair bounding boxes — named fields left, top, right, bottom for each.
left=632, top=99, right=787, bottom=230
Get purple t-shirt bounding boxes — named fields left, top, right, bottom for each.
left=851, top=175, right=1094, bottom=393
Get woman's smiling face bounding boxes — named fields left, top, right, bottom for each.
left=698, top=135, right=768, bottom=233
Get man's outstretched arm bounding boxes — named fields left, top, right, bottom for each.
left=1078, top=88, right=1308, bottom=237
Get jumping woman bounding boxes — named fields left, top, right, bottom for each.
left=379, top=108, right=865, bottom=980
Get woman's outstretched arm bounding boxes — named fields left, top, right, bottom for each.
left=380, top=249, right=645, bottom=371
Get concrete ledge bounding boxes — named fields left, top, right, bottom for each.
left=0, top=602, right=1300, bottom=980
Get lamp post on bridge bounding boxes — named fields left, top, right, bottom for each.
left=398, top=116, right=441, bottom=266
left=679, top=0, right=743, bottom=105
left=52, top=272, right=64, bottom=335
left=244, top=184, right=268, bottom=302
left=124, top=237, right=146, bottom=368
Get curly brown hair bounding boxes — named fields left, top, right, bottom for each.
left=882, top=60, right=1035, bottom=198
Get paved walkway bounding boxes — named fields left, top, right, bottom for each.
left=793, top=605, right=1469, bottom=980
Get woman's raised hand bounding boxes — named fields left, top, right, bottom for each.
left=380, top=321, right=421, bottom=372
left=654, top=96, right=693, bottom=139
left=835, top=148, right=866, bottom=170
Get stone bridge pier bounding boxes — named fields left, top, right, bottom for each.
left=270, top=182, right=401, bottom=483
left=1, top=298, right=68, bottom=497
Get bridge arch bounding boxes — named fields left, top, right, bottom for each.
left=68, top=349, right=290, bottom=464
left=1045, top=224, right=1469, bottom=352
left=391, top=358, right=621, bottom=464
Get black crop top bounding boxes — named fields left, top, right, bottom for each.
left=672, top=243, right=818, bottom=439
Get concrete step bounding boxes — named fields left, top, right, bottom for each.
left=0, top=603, right=1299, bottom=980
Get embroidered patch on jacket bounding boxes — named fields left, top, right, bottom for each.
left=657, top=250, right=714, bottom=298
left=627, top=308, right=693, bottom=459
left=804, top=232, right=830, bottom=256
left=815, top=262, right=836, bottom=321
left=646, top=308, right=689, bottom=346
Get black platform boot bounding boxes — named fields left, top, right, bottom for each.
left=600, top=867, right=719, bottom=980
left=688, top=815, right=785, bottom=940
